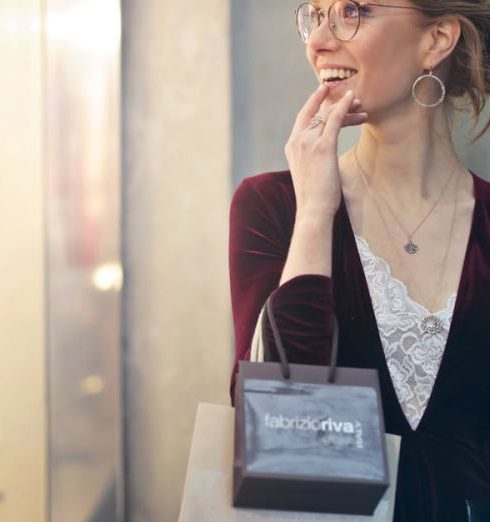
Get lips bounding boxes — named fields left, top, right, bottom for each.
left=326, top=80, right=349, bottom=91
left=326, top=77, right=349, bottom=83
left=322, top=75, right=356, bottom=92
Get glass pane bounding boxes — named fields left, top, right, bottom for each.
left=44, top=0, right=123, bottom=520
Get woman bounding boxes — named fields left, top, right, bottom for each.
left=229, top=1, right=490, bottom=520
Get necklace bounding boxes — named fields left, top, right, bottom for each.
left=354, top=147, right=457, bottom=254
left=356, top=159, right=460, bottom=336
left=421, top=179, right=458, bottom=335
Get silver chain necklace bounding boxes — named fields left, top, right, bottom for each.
left=354, top=151, right=460, bottom=336
left=354, top=147, right=457, bottom=254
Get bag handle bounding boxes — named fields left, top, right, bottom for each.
left=261, top=291, right=339, bottom=383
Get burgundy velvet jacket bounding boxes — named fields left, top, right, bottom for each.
left=229, top=170, right=490, bottom=522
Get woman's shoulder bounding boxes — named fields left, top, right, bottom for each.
left=230, top=170, right=296, bottom=235
left=229, top=171, right=296, bottom=248
left=231, top=170, right=296, bottom=212
left=234, top=170, right=294, bottom=199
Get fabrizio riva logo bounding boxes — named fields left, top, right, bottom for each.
left=264, top=414, right=364, bottom=448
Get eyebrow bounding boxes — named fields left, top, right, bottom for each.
left=310, top=0, right=359, bottom=8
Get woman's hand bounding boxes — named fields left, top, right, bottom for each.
left=285, top=84, right=368, bottom=219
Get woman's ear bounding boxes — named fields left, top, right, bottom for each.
left=423, top=16, right=461, bottom=69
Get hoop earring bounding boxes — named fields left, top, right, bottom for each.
left=411, top=69, right=446, bottom=108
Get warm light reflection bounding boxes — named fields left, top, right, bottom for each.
left=92, top=263, right=123, bottom=291
left=45, top=0, right=120, bottom=54
left=80, top=375, right=105, bottom=396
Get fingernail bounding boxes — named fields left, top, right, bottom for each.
left=317, top=82, right=327, bottom=90
left=344, top=90, right=353, bottom=97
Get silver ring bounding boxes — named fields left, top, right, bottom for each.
left=307, top=114, right=326, bottom=130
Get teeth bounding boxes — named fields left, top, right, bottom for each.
left=319, top=68, right=357, bottom=82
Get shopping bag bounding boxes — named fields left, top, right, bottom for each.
left=179, top=403, right=400, bottom=522
left=233, top=292, right=390, bottom=515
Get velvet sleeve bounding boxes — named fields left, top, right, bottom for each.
left=228, top=173, right=335, bottom=402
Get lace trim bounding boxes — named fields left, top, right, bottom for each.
left=354, top=235, right=456, bottom=430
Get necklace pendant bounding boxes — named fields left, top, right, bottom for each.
left=404, top=240, right=419, bottom=254
left=421, top=315, right=443, bottom=335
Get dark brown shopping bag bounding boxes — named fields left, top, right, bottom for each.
left=233, top=291, right=390, bottom=515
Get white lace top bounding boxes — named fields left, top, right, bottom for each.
left=354, top=235, right=457, bottom=430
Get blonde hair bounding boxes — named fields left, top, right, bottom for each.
left=412, top=0, right=490, bottom=142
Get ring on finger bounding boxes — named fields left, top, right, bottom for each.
left=307, top=113, right=326, bottom=130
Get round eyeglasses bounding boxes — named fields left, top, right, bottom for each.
left=295, top=1, right=424, bottom=43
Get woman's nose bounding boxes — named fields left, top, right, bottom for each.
left=307, top=17, right=342, bottom=52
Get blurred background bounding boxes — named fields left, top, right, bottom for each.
left=1, top=0, right=489, bottom=521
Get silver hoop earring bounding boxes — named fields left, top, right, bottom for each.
left=411, top=69, right=446, bottom=108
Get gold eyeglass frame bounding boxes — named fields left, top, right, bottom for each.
left=295, top=1, right=426, bottom=42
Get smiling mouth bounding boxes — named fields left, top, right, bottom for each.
left=319, top=69, right=358, bottom=84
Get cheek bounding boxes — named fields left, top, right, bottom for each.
left=358, top=39, right=417, bottom=102
left=361, top=24, right=418, bottom=71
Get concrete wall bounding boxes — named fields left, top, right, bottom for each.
left=122, top=1, right=231, bottom=520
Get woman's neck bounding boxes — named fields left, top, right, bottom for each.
left=350, top=106, right=464, bottom=213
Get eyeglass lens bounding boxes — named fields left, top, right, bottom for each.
left=296, top=1, right=360, bottom=43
